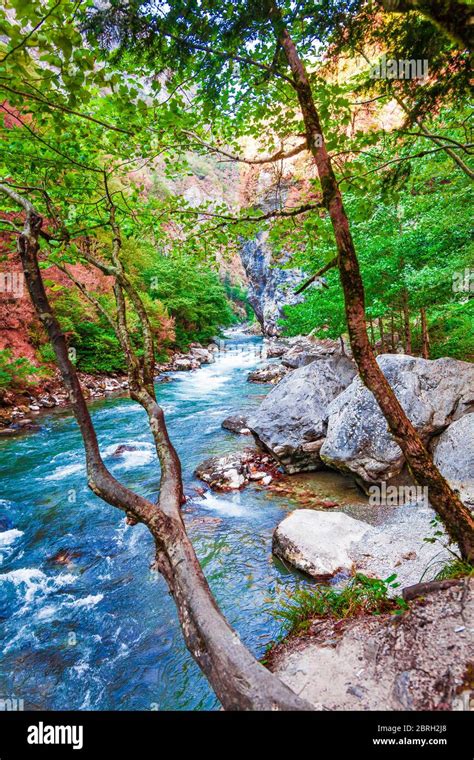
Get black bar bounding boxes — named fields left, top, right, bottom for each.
left=0, top=710, right=471, bottom=757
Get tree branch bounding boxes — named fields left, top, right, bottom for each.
left=294, top=256, right=338, bottom=294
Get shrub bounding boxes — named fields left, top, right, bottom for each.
left=0, top=349, right=39, bottom=389
left=273, top=574, right=408, bottom=636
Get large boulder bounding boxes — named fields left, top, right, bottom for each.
left=432, top=413, right=474, bottom=508
left=281, top=338, right=348, bottom=369
left=248, top=354, right=356, bottom=473
left=320, top=355, right=474, bottom=486
left=190, top=347, right=215, bottom=364
left=273, top=503, right=451, bottom=587
left=273, top=510, right=369, bottom=578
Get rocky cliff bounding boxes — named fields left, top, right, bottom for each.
left=240, top=231, right=305, bottom=336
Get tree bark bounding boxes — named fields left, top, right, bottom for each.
left=1, top=183, right=313, bottom=711
left=369, top=318, right=375, bottom=347
left=402, top=291, right=412, bottom=354
left=421, top=306, right=430, bottom=359
left=269, top=12, right=474, bottom=561
left=378, top=317, right=386, bottom=352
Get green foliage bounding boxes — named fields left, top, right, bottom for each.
left=435, top=559, right=474, bottom=581
left=49, top=288, right=126, bottom=374
left=223, top=276, right=253, bottom=321
left=145, top=254, right=235, bottom=349
left=0, top=349, right=39, bottom=389
left=273, top=574, right=408, bottom=636
left=281, top=139, right=474, bottom=360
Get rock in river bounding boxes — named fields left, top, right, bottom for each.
left=249, top=353, right=356, bottom=473
left=221, top=414, right=251, bottom=435
left=320, top=354, right=474, bottom=486
left=247, top=363, right=289, bottom=384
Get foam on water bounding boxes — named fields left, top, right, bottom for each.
left=198, top=491, right=248, bottom=517
left=0, top=568, right=76, bottom=603
left=44, top=462, right=85, bottom=481
left=0, top=529, right=23, bottom=547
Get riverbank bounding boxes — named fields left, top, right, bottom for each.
left=0, top=342, right=220, bottom=436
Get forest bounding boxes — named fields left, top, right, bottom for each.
left=0, top=0, right=473, bottom=726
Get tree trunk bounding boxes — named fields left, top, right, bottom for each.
left=378, top=317, right=386, bottom=352
left=402, top=291, right=412, bottom=354
left=421, top=306, right=430, bottom=359
left=390, top=311, right=396, bottom=351
left=4, top=183, right=313, bottom=712
left=369, top=318, right=375, bottom=347
left=270, top=14, right=474, bottom=561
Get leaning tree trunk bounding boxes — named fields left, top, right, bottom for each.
left=269, top=9, right=474, bottom=561
left=3, top=183, right=312, bottom=711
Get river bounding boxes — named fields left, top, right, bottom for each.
left=0, top=330, right=367, bottom=710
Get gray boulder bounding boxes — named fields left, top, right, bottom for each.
left=190, top=347, right=215, bottom=364
left=247, top=363, right=290, bottom=384
left=273, top=510, right=369, bottom=578
left=432, top=414, right=474, bottom=507
left=281, top=338, right=347, bottom=369
left=273, top=503, right=451, bottom=587
left=321, top=354, right=474, bottom=486
left=249, top=354, right=356, bottom=473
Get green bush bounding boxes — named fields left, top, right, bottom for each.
left=0, top=349, right=39, bottom=389
left=145, top=254, right=235, bottom=349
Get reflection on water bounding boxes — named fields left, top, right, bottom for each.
left=0, top=331, right=368, bottom=710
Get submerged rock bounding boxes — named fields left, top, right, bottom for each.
left=432, top=413, right=474, bottom=507
left=249, top=354, right=356, bottom=473
left=320, top=354, right=474, bottom=486
left=221, top=414, right=251, bottom=435
left=111, top=444, right=138, bottom=457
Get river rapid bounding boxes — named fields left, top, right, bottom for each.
left=0, top=330, right=368, bottom=710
